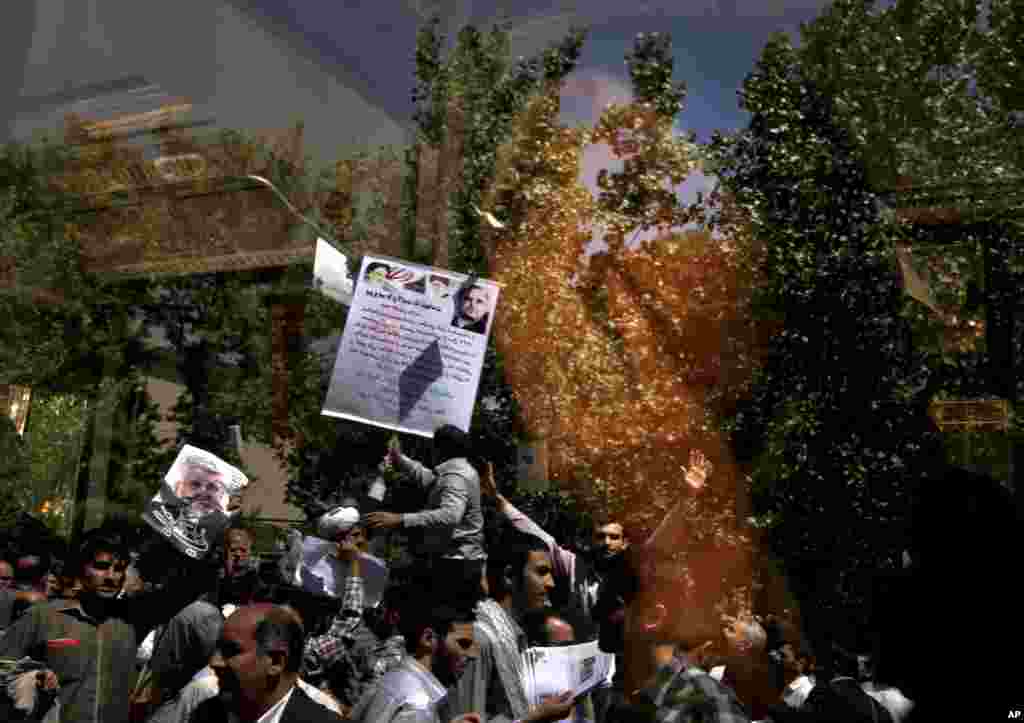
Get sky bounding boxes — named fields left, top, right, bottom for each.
left=249, top=0, right=833, bottom=139
left=246, top=0, right=836, bottom=241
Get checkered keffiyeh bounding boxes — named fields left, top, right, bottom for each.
left=640, top=655, right=751, bottom=723
left=475, top=598, right=531, bottom=720
left=303, top=574, right=365, bottom=675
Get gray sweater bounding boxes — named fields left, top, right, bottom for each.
left=397, top=455, right=486, bottom=561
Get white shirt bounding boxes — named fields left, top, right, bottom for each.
left=220, top=679, right=342, bottom=723
left=136, top=627, right=159, bottom=664
left=782, top=674, right=815, bottom=709
left=298, top=678, right=344, bottom=715
left=864, top=683, right=914, bottom=723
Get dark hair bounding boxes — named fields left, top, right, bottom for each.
left=73, top=530, right=128, bottom=577
left=433, top=424, right=472, bottom=462
left=366, top=262, right=390, bottom=277
left=597, top=549, right=641, bottom=608
left=821, top=642, right=859, bottom=680
left=779, top=631, right=815, bottom=664
left=13, top=552, right=52, bottom=585
left=224, top=525, right=255, bottom=544
left=9, top=531, right=55, bottom=583
left=591, top=516, right=627, bottom=535
left=134, top=534, right=182, bottom=585
left=488, top=529, right=550, bottom=598
left=253, top=606, right=306, bottom=673
left=363, top=579, right=409, bottom=638
left=397, top=586, right=475, bottom=654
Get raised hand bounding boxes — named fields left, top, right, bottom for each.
left=481, top=462, right=498, bottom=499
left=685, top=448, right=713, bottom=490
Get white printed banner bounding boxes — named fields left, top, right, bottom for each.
left=522, top=641, right=616, bottom=720
left=322, top=254, right=500, bottom=437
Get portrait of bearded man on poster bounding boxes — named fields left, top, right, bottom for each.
left=143, top=445, right=249, bottom=560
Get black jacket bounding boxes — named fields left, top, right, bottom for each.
left=800, top=678, right=893, bottom=723
left=189, top=686, right=343, bottom=723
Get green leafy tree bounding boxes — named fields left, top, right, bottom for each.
left=0, top=138, right=152, bottom=394
left=796, top=0, right=1022, bottom=192
left=22, top=391, right=89, bottom=534
left=0, top=415, right=31, bottom=527
left=411, top=20, right=587, bottom=483
left=708, top=31, right=948, bottom=640
left=794, top=0, right=1024, bottom=489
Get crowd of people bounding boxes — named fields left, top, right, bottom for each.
left=0, top=424, right=916, bottom=723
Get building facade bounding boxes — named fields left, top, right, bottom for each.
left=1, top=0, right=415, bottom=526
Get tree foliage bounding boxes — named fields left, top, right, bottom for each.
left=400, top=20, right=589, bottom=492
left=797, top=0, right=1022, bottom=191
left=477, top=33, right=768, bottom=619
left=0, top=415, right=31, bottom=527
left=706, top=27, right=957, bottom=637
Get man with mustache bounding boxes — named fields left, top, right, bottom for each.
left=350, top=585, right=482, bottom=723
left=481, top=465, right=630, bottom=629
left=0, top=529, right=218, bottom=723
left=588, top=450, right=763, bottom=723
left=191, top=604, right=343, bottom=723
left=449, top=530, right=578, bottom=723
left=223, top=526, right=255, bottom=579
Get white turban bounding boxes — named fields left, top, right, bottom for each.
left=317, top=506, right=360, bottom=540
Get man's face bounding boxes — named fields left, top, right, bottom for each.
left=211, top=610, right=276, bottom=709
left=80, top=551, right=126, bottom=600
left=0, top=561, right=13, bottom=591
left=435, top=621, right=477, bottom=687
left=176, top=466, right=226, bottom=516
left=462, top=288, right=489, bottom=322
left=517, top=551, right=556, bottom=612
left=225, top=531, right=253, bottom=577
left=592, top=523, right=628, bottom=562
